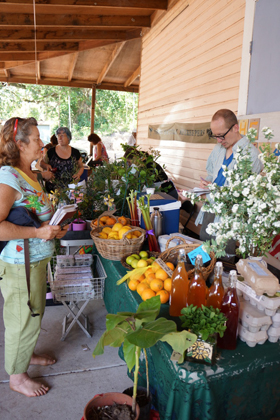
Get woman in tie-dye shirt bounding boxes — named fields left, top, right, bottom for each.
left=0, top=117, right=68, bottom=398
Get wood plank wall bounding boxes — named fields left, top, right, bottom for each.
left=137, top=0, right=246, bottom=192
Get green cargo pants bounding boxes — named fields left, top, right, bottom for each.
left=0, top=257, right=51, bottom=375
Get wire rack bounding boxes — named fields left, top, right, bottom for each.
left=48, top=254, right=107, bottom=302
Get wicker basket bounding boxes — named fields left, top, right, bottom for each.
left=120, top=251, right=159, bottom=270
left=90, top=226, right=146, bottom=261
left=90, top=211, right=130, bottom=232
left=159, top=236, right=216, bottom=281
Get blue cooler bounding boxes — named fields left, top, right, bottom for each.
left=138, top=192, right=181, bottom=234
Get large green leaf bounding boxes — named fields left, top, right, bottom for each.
left=160, top=330, right=197, bottom=363
left=126, top=318, right=177, bottom=348
left=137, top=295, right=161, bottom=316
left=92, top=327, right=126, bottom=358
left=123, top=339, right=137, bottom=372
left=106, top=313, right=134, bottom=331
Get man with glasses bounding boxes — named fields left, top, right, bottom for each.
left=196, top=109, right=262, bottom=257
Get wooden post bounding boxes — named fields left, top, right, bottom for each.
left=91, top=84, right=96, bottom=134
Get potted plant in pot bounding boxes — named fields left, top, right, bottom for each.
left=179, top=304, right=227, bottom=365
left=86, top=296, right=197, bottom=420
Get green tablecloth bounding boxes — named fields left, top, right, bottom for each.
left=100, top=253, right=280, bottom=420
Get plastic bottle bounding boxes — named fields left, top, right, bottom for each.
left=187, top=254, right=207, bottom=308
left=206, top=262, right=224, bottom=309
left=217, top=270, right=240, bottom=350
left=150, top=207, right=163, bottom=238
left=169, top=249, right=189, bottom=317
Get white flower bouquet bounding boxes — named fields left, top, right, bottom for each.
left=186, top=127, right=280, bottom=258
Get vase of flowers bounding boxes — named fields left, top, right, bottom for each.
left=186, top=127, right=280, bottom=258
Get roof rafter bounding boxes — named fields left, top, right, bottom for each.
left=0, top=14, right=151, bottom=28
left=97, top=41, right=125, bottom=85
left=68, top=52, right=79, bottom=82
left=0, top=0, right=168, bottom=10
left=124, top=65, right=140, bottom=87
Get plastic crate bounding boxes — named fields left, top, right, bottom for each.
left=48, top=254, right=106, bottom=302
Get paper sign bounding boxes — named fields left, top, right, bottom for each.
left=239, top=119, right=249, bottom=135
left=187, top=245, right=211, bottom=265
left=248, top=118, right=260, bottom=139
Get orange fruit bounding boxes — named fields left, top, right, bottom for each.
left=141, top=288, right=156, bottom=301
left=136, top=274, right=145, bottom=282
left=145, top=268, right=154, bottom=277
left=106, top=217, right=115, bottom=225
left=151, top=262, right=161, bottom=273
left=118, top=216, right=127, bottom=226
left=150, top=279, right=164, bottom=292
left=166, top=262, right=175, bottom=271
left=155, top=268, right=169, bottom=281
left=133, top=230, right=142, bottom=237
left=156, top=290, right=170, bottom=304
left=145, top=273, right=156, bottom=284
left=164, top=278, right=172, bottom=292
left=100, top=216, right=109, bottom=223
left=128, top=279, right=139, bottom=291
left=137, top=282, right=150, bottom=296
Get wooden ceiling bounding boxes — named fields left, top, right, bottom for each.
left=0, top=0, right=169, bottom=92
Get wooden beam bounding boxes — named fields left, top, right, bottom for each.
left=0, top=14, right=151, bottom=28
left=4, top=69, right=10, bottom=78
left=0, top=51, right=70, bottom=61
left=0, top=1, right=168, bottom=10
left=36, top=61, right=41, bottom=80
left=0, top=28, right=142, bottom=41
left=97, top=41, right=125, bottom=85
left=0, top=75, right=139, bottom=92
left=4, top=60, right=34, bottom=69
left=124, top=65, right=140, bottom=87
left=91, top=85, right=96, bottom=134
left=0, top=39, right=116, bottom=53
left=68, top=52, right=79, bottom=82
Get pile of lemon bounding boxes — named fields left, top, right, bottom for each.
left=128, top=260, right=174, bottom=304
left=125, top=250, right=156, bottom=268
left=98, top=223, right=143, bottom=240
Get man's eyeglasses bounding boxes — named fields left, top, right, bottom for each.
left=209, top=124, right=235, bottom=140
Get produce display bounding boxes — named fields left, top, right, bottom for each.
left=95, top=217, right=143, bottom=240
left=124, top=259, right=175, bottom=304
left=92, top=215, right=128, bottom=228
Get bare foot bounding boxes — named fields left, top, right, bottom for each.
left=30, top=353, right=56, bottom=366
left=10, top=373, right=49, bottom=397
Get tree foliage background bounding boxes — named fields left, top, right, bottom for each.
left=0, top=83, right=138, bottom=139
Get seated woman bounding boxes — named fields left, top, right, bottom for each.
left=88, top=133, right=109, bottom=166
left=123, top=147, right=178, bottom=199
left=40, top=127, right=84, bottom=192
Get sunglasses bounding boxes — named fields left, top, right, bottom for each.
left=209, top=124, right=235, bottom=141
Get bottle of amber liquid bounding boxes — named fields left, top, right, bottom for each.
left=169, top=249, right=189, bottom=317
left=187, top=254, right=207, bottom=308
left=206, top=262, right=224, bottom=309
left=217, top=270, right=240, bottom=350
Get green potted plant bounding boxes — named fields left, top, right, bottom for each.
left=180, top=304, right=227, bottom=365
left=87, top=296, right=197, bottom=419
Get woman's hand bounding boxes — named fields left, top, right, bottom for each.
left=35, top=222, right=61, bottom=240
left=41, top=170, right=55, bottom=181
left=55, top=225, right=70, bottom=239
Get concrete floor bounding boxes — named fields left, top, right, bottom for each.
left=0, top=294, right=133, bottom=420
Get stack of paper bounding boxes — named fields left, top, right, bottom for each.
left=188, top=187, right=210, bottom=197
left=49, top=204, right=78, bottom=226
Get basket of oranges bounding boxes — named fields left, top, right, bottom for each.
left=125, top=259, right=176, bottom=304
left=90, top=215, right=145, bottom=261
